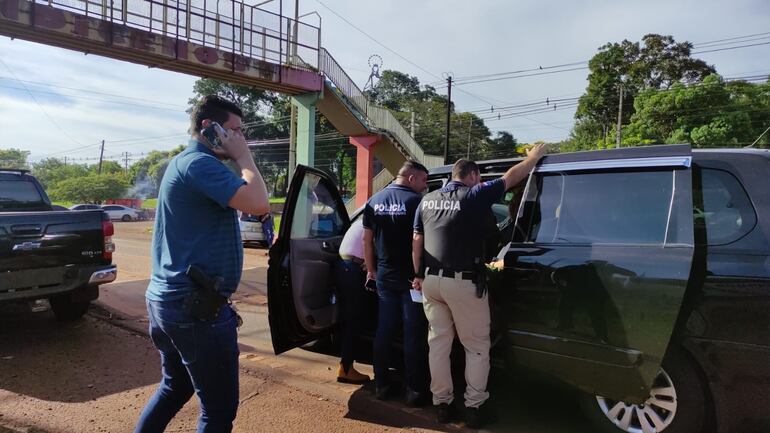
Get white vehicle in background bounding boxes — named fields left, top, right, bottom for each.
left=101, top=204, right=140, bottom=222
left=70, top=204, right=101, bottom=211
left=239, top=212, right=266, bottom=246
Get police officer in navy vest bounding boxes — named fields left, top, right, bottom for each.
left=363, top=160, right=430, bottom=405
left=412, top=144, right=547, bottom=428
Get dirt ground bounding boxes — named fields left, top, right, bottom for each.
left=0, top=221, right=590, bottom=433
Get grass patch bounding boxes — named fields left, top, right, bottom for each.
left=269, top=197, right=285, bottom=204
left=52, top=201, right=74, bottom=208
left=141, top=198, right=158, bottom=209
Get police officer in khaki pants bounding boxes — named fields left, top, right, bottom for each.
left=411, top=144, right=548, bottom=428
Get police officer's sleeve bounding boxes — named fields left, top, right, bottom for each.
left=413, top=203, right=424, bottom=234
left=471, top=177, right=506, bottom=207
left=186, top=155, right=246, bottom=208
left=362, top=201, right=374, bottom=230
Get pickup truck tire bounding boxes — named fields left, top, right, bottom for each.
left=121, top=214, right=132, bottom=222
left=50, top=294, right=90, bottom=321
left=578, top=348, right=707, bottom=433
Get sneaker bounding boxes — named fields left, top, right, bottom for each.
left=465, top=406, right=483, bottom=429
left=336, top=362, right=370, bottom=385
left=436, top=403, right=452, bottom=424
left=405, top=389, right=428, bottom=407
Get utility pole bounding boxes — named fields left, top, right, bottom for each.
left=98, top=140, right=105, bottom=174
left=466, top=117, right=473, bottom=158
left=444, top=75, right=452, bottom=165
left=63, top=156, right=67, bottom=166
left=288, top=103, right=297, bottom=181
left=123, top=152, right=130, bottom=175
left=616, top=84, right=624, bottom=148
left=410, top=111, right=416, bottom=138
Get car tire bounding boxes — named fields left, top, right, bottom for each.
left=121, top=214, right=132, bottom=222
left=50, top=295, right=90, bottom=321
left=578, top=348, right=707, bottom=433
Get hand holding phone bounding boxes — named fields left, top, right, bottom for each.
left=201, top=122, right=228, bottom=149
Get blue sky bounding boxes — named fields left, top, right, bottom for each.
left=1, top=0, right=769, bottom=164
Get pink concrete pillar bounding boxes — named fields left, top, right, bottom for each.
left=349, top=135, right=380, bottom=209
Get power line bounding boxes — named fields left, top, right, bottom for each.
left=694, top=31, right=770, bottom=47
left=692, top=41, right=770, bottom=55
left=433, top=31, right=770, bottom=89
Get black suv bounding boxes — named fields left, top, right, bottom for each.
left=267, top=145, right=770, bottom=433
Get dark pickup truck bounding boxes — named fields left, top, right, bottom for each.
left=0, top=169, right=117, bottom=320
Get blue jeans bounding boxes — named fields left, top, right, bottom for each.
left=134, top=299, right=240, bottom=433
left=373, top=281, right=430, bottom=393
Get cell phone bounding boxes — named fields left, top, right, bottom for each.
left=365, top=278, right=377, bottom=291
left=201, top=121, right=228, bottom=148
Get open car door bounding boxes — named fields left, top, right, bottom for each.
left=268, top=165, right=350, bottom=355
left=503, top=144, right=695, bottom=403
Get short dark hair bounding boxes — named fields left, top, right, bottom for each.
left=398, top=160, right=429, bottom=177
left=452, top=159, right=479, bottom=180
left=189, top=95, right=243, bottom=136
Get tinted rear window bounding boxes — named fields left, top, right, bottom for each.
left=697, top=168, right=757, bottom=245
left=0, top=180, right=46, bottom=209
left=520, top=170, right=674, bottom=245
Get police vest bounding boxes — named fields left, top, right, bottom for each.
left=420, top=186, right=486, bottom=272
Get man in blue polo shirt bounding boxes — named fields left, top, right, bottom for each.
left=134, top=95, right=270, bottom=433
left=363, top=160, right=430, bottom=406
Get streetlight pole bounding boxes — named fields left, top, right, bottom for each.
left=444, top=75, right=452, bottom=165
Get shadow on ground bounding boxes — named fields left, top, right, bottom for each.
left=0, top=304, right=159, bottom=403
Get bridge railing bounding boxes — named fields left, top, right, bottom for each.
left=39, top=0, right=320, bottom=70
left=318, top=48, right=443, bottom=168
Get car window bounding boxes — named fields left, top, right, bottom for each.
left=696, top=168, right=757, bottom=245
left=103, top=205, right=118, bottom=210
left=426, top=178, right=446, bottom=193
left=0, top=180, right=45, bottom=210
left=290, top=172, right=345, bottom=239
left=520, top=170, right=675, bottom=245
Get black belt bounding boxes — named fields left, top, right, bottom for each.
left=426, top=267, right=475, bottom=280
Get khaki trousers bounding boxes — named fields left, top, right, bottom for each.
left=422, top=272, right=490, bottom=408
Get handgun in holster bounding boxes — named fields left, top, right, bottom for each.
left=473, top=259, right=488, bottom=299
left=183, top=265, right=228, bottom=321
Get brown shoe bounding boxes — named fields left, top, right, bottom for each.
left=336, top=362, right=370, bottom=384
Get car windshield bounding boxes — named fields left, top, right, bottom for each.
left=0, top=180, right=48, bottom=210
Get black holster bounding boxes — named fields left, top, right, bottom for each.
left=473, top=262, right=488, bottom=299
left=183, top=265, right=227, bottom=321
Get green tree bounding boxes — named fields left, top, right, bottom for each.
left=366, top=70, right=502, bottom=161
left=624, top=75, right=770, bottom=147
left=48, top=174, right=129, bottom=203
left=0, top=148, right=30, bottom=169
left=31, top=158, right=89, bottom=190
left=128, top=146, right=186, bottom=196
left=575, top=34, right=715, bottom=142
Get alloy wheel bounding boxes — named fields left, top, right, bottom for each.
left=595, top=369, right=677, bottom=433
